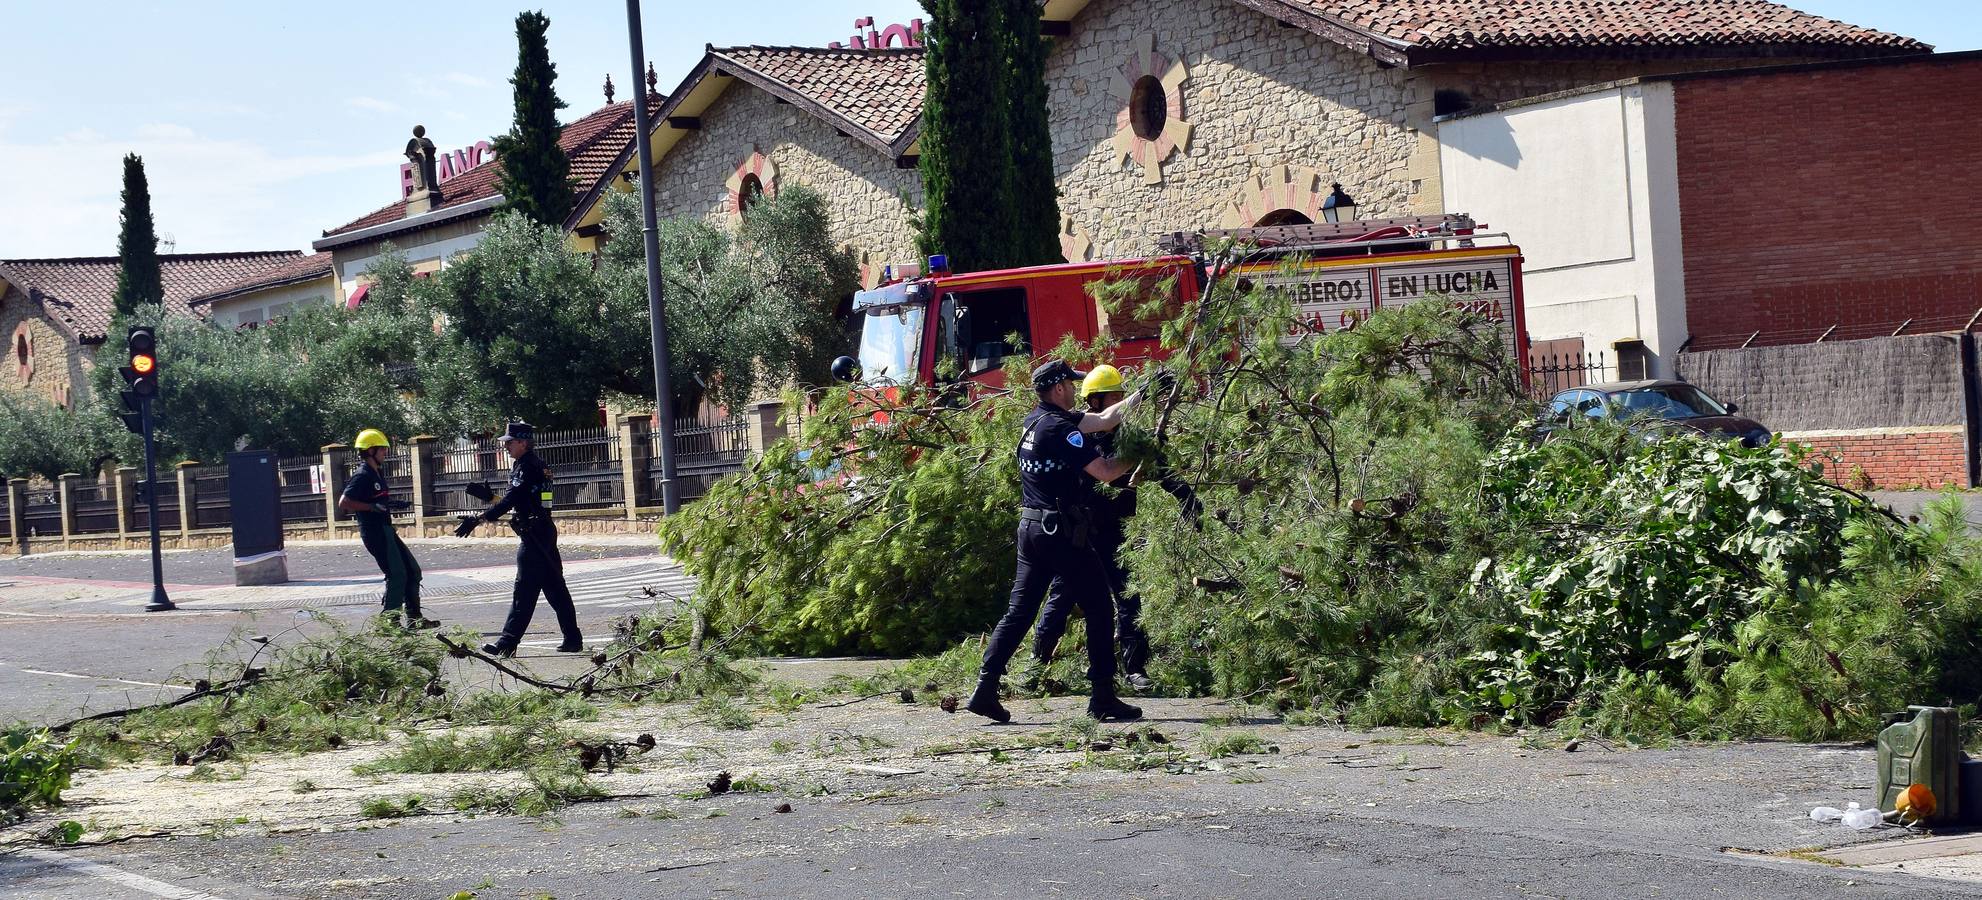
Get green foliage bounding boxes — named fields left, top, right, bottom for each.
left=0, top=391, right=115, bottom=480
left=355, top=722, right=577, bottom=776
left=996, top=0, right=1063, bottom=267
left=1, top=728, right=79, bottom=822
left=491, top=10, right=574, bottom=227
left=659, top=374, right=1032, bottom=656
left=89, top=291, right=420, bottom=461
left=111, top=154, right=162, bottom=317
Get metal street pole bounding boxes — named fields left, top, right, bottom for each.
left=141, top=399, right=173, bottom=611
left=624, top=0, right=680, bottom=514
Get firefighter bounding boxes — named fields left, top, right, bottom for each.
left=1028, top=365, right=1200, bottom=692
left=966, top=359, right=1169, bottom=724
left=456, top=421, right=584, bottom=657
left=337, top=429, right=436, bottom=629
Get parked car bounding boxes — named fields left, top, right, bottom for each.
left=1537, top=379, right=1772, bottom=448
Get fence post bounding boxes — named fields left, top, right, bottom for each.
left=7, top=478, right=24, bottom=555
left=321, top=444, right=347, bottom=538
left=409, top=436, right=437, bottom=524
left=114, top=465, right=139, bottom=539
left=57, top=472, right=78, bottom=549
left=751, top=400, right=785, bottom=456
left=176, top=461, right=198, bottom=540
left=618, top=414, right=643, bottom=519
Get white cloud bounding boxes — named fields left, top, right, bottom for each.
left=345, top=96, right=403, bottom=114
left=0, top=124, right=399, bottom=256
left=443, top=72, right=490, bottom=88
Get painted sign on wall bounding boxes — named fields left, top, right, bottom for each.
left=400, top=141, right=498, bottom=199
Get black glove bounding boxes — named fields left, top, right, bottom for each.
left=1152, top=370, right=1177, bottom=396
left=376, top=499, right=412, bottom=512
left=452, top=515, right=481, bottom=538
left=465, top=482, right=495, bottom=502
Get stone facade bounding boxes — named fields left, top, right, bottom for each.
left=651, top=83, right=924, bottom=272
left=0, top=285, right=88, bottom=407
left=1047, top=0, right=1432, bottom=258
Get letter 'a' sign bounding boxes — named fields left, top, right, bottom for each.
left=401, top=141, right=497, bottom=199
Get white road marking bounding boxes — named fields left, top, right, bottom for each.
left=515, top=635, right=617, bottom=648
left=20, top=669, right=191, bottom=690
left=14, top=849, right=233, bottom=899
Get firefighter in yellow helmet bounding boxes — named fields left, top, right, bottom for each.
left=1027, top=364, right=1199, bottom=692
left=336, top=429, right=435, bottom=629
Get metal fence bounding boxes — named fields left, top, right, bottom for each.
left=1525, top=350, right=1608, bottom=399
left=7, top=414, right=764, bottom=540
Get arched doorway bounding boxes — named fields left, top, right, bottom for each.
left=1255, top=209, right=1313, bottom=227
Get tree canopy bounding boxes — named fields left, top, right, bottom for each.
left=492, top=10, right=575, bottom=227
left=111, top=154, right=163, bottom=317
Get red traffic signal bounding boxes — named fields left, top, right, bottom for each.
left=122, top=326, right=160, bottom=403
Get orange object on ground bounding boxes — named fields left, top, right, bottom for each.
left=1896, top=783, right=1938, bottom=821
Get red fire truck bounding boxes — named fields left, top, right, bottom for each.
left=838, top=214, right=1526, bottom=391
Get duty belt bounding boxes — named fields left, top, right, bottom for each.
left=1019, top=507, right=1059, bottom=523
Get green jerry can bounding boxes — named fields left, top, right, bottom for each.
left=1875, top=706, right=1960, bottom=825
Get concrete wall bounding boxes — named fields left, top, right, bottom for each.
left=1673, top=55, right=1982, bottom=348
left=0, top=282, right=90, bottom=407
left=1678, top=333, right=1974, bottom=488
left=332, top=217, right=489, bottom=301
left=650, top=81, right=924, bottom=272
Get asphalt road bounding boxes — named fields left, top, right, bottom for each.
left=0, top=539, right=675, bottom=725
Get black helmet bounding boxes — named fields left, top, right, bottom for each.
left=830, top=355, right=861, bottom=383
left=498, top=421, right=535, bottom=444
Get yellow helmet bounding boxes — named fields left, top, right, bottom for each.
left=354, top=428, right=390, bottom=450
left=1081, top=364, right=1124, bottom=398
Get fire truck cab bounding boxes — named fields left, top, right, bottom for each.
left=839, top=214, right=1526, bottom=392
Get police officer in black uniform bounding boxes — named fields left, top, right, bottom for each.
left=456, top=421, right=584, bottom=657
left=966, top=359, right=1167, bottom=723
left=1030, top=367, right=1200, bottom=692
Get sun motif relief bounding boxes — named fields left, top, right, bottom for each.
left=1220, top=165, right=1336, bottom=228
left=1108, top=34, right=1192, bottom=186
left=723, top=146, right=779, bottom=222
left=1059, top=216, right=1095, bottom=263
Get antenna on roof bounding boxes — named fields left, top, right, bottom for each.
left=159, top=233, right=177, bottom=254
left=604, top=72, right=615, bottom=104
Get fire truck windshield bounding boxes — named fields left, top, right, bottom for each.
left=855, top=303, right=925, bottom=386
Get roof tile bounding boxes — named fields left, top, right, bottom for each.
left=1, top=252, right=306, bottom=341
left=1283, top=0, right=1928, bottom=52
left=711, top=46, right=925, bottom=143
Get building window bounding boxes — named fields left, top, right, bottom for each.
left=1130, top=75, right=1166, bottom=141
left=1256, top=209, right=1314, bottom=227
left=12, top=325, right=32, bottom=383
left=739, top=173, right=765, bottom=217
left=1434, top=89, right=1473, bottom=117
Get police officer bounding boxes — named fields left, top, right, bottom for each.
left=457, top=421, right=584, bottom=657
left=338, top=429, right=436, bottom=629
left=1029, top=365, right=1200, bottom=692
left=966, top=359, right=1167, bottom=723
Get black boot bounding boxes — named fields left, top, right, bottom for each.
left=965, top=673, right=1010, bottom=723
left=403, top=612, right=440, bottom=630
left=1088, top=691, right=1142, bottom=722
left=481, top=642, right=515, bottom=658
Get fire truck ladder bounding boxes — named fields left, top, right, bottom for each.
left=1156, top=214, right=1494, bottom=258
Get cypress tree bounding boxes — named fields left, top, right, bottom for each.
left=997, top=0, right=1063, bottom=267
left=111, top=154, right=163, bottom=317
left=916, top=0, right=1018, bottom=274
left=492, top=10, right=574, bottom=227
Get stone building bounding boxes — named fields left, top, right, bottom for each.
left=0, top=252, right=307, bottom=406
left=186, top=253, right=337, bottom=329
left=617, top=0, right=1920, bottom=271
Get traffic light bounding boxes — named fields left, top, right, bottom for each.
left=118, top=327, right=159, bottom=434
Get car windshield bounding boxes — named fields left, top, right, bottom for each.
left=855, top=304, right=925, bottom=387
left=1608, top=385, right=1728, bottom=419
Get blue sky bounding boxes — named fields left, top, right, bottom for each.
left=0, top=1, right=1970, bottom=258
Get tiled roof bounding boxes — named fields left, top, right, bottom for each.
left=0, top=252, right=305, bottom=342
left=710, top=46, right=925, bottom=145
left=186, top=253, right=335, bottom=307
left=1275, top=0, right=1929, bottom=54
left=320, top=95, right=664, bottom=240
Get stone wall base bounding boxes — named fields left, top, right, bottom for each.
left=1786, top=429, right=1972, bottom=490
left=8, top=513, right=660, bottom=555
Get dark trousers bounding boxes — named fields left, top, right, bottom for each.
left=1036, top=522, right=1148, bottom=675
left=981, top=518, right=1116, bottom=692
left=496, top=522, right=581, bottom=649
left=358, top=517, right=422, bottom=615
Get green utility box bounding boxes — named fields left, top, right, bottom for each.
left=1875, top=705, right=1960, bottom=825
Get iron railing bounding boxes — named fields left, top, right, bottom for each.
left=1525, top=350, right=1608, bottom=399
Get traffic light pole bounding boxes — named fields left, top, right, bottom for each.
left=140, top=398, right=173, bottom=612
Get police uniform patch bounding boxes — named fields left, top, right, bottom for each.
left=1066, top=431, right=1084, bottom=448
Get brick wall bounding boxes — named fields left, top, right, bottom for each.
left=1787, top=429, right=1969, bottom=490
left=1673, top=55, right=1982, bottom=347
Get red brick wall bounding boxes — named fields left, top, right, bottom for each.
left=1673, top=56, right=1982, bottom=348
left=1789, top=430, right=1971, bottom=490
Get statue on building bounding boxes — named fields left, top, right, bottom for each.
left=404, top=125, right=440, bottom=196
